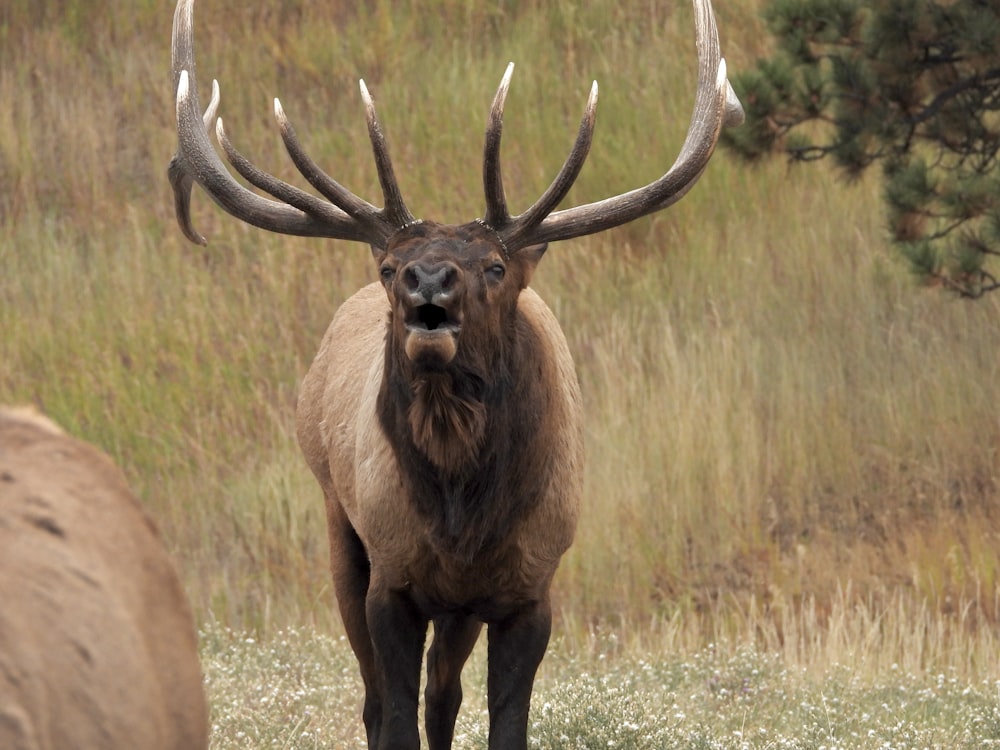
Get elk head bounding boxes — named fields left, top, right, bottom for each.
left=372, top=220, right=545, bottom=372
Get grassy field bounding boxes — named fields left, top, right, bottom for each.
left=201, top=621, right=1000, bottom=749
left=4, top=0, right=1000, bottom=735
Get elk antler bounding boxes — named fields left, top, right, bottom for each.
left=483, top=0, right=745, bottom=252
left=167, top=0, right=742, bottom=252
left=167, top=0, right=413, bottom=248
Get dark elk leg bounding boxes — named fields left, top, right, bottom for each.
left=325, top=499, right=384, bottom=748
left=486, top=599, right=552, bottom=750
left=425, top=613, right=483, bottom=750
left=366, top=579, right=427, bottom=750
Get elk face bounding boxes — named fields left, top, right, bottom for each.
left=374, top=221, right=545, bottom=370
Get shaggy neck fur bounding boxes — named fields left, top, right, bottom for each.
left=378, top=319, right=548, bottom=562
left=407, top=373, right=487, bottom=473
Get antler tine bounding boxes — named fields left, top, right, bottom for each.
left=360, top=80, right=418, bottom=230
left=202, top=77, right=221, bottom=130
left=272, top=97, right=393, bottom=243
left=503, top=0, right=744, bottom=250
left=167, top=77, right=218, bottom=246
left=171, top=70, right=359, bottom=241
left=482, top=62, right=515, bottom=230
left=168, top=0, right=398, bottom=246
left=215, top=115, right=370, bottom=232
left=724, top=79, right=745, bottom=128
left=497, top=80, right=598, bottom=250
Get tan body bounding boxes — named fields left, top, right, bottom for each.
left=0, top=408, right=208, bottom=750
left=297, top=282, right=583, bottom=613
left=296, top=260, right=584, bottom=749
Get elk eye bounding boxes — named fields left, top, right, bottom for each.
left=485, top=263, right=506, bottom=282
left=380, top=265, right=396, bottom=283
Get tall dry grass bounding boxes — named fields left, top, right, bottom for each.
left=3, top=0, right=1000, bottom=675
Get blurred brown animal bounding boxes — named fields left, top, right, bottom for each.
left=167, top=0, right=743, bottom=746
left=0, top=407, right=208, bottom=750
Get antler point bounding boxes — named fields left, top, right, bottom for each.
left=177, top=69, right=190, bottom=98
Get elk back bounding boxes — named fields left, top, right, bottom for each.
left=0, top=407, right=208, bottom=750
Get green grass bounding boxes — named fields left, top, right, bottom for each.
left=4, top=0, right=1000, bottom=694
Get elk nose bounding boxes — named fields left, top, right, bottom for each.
left=403, top=262, right=460, bottom=305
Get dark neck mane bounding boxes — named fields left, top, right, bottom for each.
left=407, top=371, right=487, bottom=473
left=378, top=323, right=549, bottom=562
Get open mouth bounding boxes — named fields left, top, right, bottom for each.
left=403, top=304, right=461, bottom=364
left=406, top=304, right=460, bottom=333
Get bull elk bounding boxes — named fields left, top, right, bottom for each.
left=0, top=407, right=208, bottom=750
left=168, top=0, right=743, bottom=747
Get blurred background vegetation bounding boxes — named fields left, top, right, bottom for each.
left=724, top=0, right=1000, bottom=299
left=2, top=0, right=999, bottom=676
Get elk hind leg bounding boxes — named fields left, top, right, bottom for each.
left=425, top=613, right=482, bottom=750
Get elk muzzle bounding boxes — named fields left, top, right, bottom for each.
left=400, top=260, right=463, bottom=366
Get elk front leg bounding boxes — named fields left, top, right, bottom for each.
left=486, top=599, right=552, bottom=750
left=325, top=497, right=382, bottom=746
left=365, top=578, right=427, bottom=750
left=425, top=613, right=482, bottom=750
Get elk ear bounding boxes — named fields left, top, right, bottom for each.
left=519, top=242, right=548, bottom=261
left=515, top=242, right=548, bottom=286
